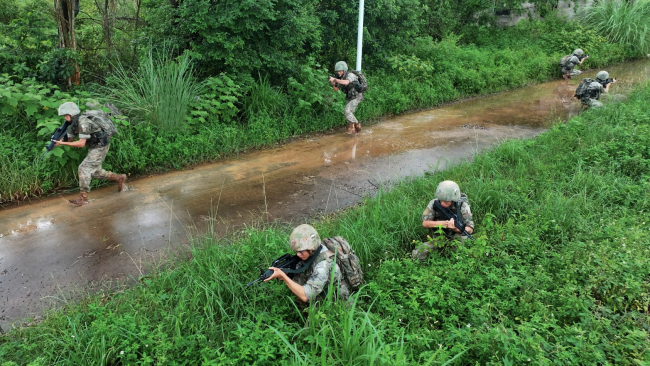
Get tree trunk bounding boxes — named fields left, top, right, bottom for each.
left=54, top=0, right=80, bottom=85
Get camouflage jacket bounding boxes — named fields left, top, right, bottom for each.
left=293, top=244, right=350, bottom=302
left=422, top=196, right=474, bottom=238
left=340, top=72, right=362, bottom=101
left=67, top=114, right=104, bottom=143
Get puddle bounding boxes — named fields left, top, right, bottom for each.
left=0, top=59, right=649, bottom=326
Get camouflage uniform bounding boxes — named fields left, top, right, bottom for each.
left=561, top=55, right=582, bottom=77
left=293, top=244, right=350, bottom=302
left=341, top=72, right=364, bottom=124
left=413, top=196, right=474, bottom=261
left=68, top=114, right=113, bottom=192
left=580, top=81, right=605, bottom=108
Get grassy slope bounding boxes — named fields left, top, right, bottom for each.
left=2, top=82, right=650, bottom=365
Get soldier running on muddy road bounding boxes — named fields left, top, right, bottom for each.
left=329, top=61, right=368, bottom=135
left=54, top=102, right=126, bottom=206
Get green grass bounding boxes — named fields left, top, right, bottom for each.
left=105, top=47, right=207, bottom=132
left=582, top=0, right=650, bottom=55
left=2, top=80, right=650, bottom=365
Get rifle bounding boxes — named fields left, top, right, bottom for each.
left=602, top=77, right=617, bottom=87
left=247, top=246, right=323, bottom=287
left=41, top=120, right=72, bottom=159
left=432, top=200, right=474, bottom=240
left=578, top=54, right=589, bottom=61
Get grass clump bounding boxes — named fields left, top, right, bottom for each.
left=105, top=48, right=207, bottom=132
left=582, top=0, right=650, bottom=55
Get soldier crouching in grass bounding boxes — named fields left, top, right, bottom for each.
left=54, top=102, right=126, bottom=207
left=413, top=180, right=474, bottom=261
left=264, top=224, right=350, bottom=303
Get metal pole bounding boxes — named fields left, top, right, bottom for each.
left=356, top=0, right=364, bottom=71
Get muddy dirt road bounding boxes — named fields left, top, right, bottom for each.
left=1, top=61, right=649, bottom=327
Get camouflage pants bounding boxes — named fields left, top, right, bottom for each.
left=344, top=94, right=364, bottom=124
left=411, top=234, right=466, bottom=261
left=581, top=98, right=603, bottom=108
left=78, top=145, right=112, bottom=192
left=561, top=67, right=581, bottom=77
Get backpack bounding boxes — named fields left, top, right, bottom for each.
left=83, top=109, right=119, bottom=138
left=348, top=70, right=369, bottom=92
left=574, top=78, right=594, bottom=99
left=322, top=237, right=364, bottom=290
left=559, top=54, right=572, bottom=67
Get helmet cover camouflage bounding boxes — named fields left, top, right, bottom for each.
left=289, top=224, right=321, bottom=252
left=335, top=61, right=348, bottom=72
left=573, top=49, right=584, bottom=56
left=58, top=102, right=80, bottom=116
left=596, top=71, right=609, bottom=81
left=435, top=180, right=461, bottom=202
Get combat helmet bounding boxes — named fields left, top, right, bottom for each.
left=58, top=102, right=80, bottom=116
left=289, top=224, right=321, bottom=252
left=334, top=61, right=348, bottom=72
left=596, top=71, right=609, bottom=81
left=573, top=49, right=584, bottom=56
left=435, top=180, right=461, bottom=202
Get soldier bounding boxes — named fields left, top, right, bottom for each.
left=578, top=71, right=617, bottom=108
left=560, top=49, right=589, bottom=80
left=54, top=102, right=126, bottom=206
left=414, top=180, right=474, bottom=261
left=265, top=224, right=350, bottom=303
left=329, top=61, right=365, bottom=134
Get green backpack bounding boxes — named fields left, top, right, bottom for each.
left=559, top=54, right=573, bottom=67
left=322, top=236, right=364, bottom=290
left=349, top=70, right=369, bottom=92
left=83, top=109, right=119, bottom=138
left=574, top=78, right=594, bottom=99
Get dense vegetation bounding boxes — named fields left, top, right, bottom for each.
left=1, top=0, right=645, bottom=204
left=2, top=73, right=650, bottom=366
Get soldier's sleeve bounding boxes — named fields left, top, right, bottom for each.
left=303, top=259, right=334, bottom=302
left=422, top=199, right=437, bottom=222
left=570, top=56, right=580, bottom=65
left=460, top=201, right=474, bottom=228
left=77, top=116, right=93, bottom=140
left=346, top=72, right=358, bottom=83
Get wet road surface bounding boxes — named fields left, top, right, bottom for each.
left=1, top=60, right=649, bottom=328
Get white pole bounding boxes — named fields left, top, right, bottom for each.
left=356, top=0, right=364, bottom=71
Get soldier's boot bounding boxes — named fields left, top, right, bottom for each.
left=68, top=192, right=89, bottom=207
left=346, top=123, right=356, bottom=134
left=108, top=173, right=127, bottom=192
left=354, top=123, right=362, bottom=133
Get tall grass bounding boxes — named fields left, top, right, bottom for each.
left=106, top=48, right=207, bottom=131
left=0, top=154, right=43, bottom=202
left=582, top=0, right=650, bottom=55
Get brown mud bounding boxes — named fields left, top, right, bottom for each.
left=1, top=60, right=649, bottom=328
